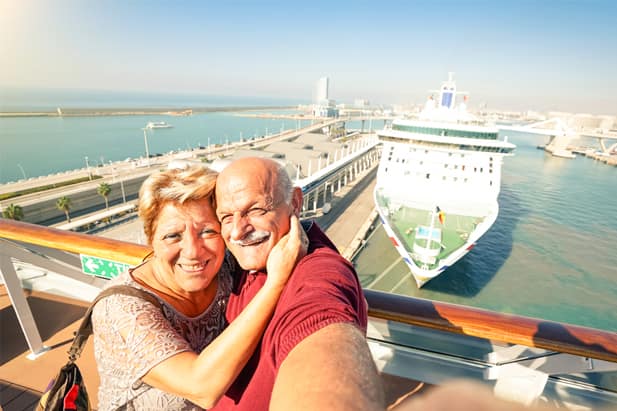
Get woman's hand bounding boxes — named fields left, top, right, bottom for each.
left=265, top=215, right=308, bottom=289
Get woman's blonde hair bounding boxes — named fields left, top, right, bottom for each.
left=138, top=164, right=218, bottom=244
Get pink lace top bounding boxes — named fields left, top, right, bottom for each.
left=92, top=255, right=235, bottom=410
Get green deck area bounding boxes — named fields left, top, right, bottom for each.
left=375, top=192, right=482, bottom=269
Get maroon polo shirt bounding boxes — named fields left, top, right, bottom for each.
left=212, top=221, right=368, bottom=411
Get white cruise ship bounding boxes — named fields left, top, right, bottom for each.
left=374, top=74, right=516, bottom=287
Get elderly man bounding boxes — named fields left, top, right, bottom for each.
left=212, top=157, right=384, bottom=411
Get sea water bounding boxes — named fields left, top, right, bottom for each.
left=0, top=112, right=318, bottom=184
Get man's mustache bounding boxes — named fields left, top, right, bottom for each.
left=230, top=230, right=270, bottom=246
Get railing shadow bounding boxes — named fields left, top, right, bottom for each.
left=533, top=322, right=617, bottom=396
left=0, top=294, right=86, bottom=365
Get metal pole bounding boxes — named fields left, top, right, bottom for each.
left=120, top=178, right=126, bottom=203
left=85, top=156, right=92, bottom=180
left=142, top=128, right=151, bottom=166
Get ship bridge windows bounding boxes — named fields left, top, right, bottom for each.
left=380, top=136, right=512, bottom=154
left=392, top=124, right=499, bottom=140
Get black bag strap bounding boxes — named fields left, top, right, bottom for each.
left=67, top=285, right=162, bottom=362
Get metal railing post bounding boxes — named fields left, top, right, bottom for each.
left=0, top=244, right=49, bottom=359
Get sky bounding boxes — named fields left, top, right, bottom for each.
left=1, top=0, right=616, bottom=114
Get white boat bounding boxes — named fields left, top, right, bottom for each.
left=373, top=73, right=516, bottom=287
left=146, top=121, right=173, bottom=129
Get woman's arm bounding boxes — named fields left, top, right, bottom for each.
left=142, top=215, right=306, bottom=408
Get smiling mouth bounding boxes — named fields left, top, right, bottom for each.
left=178, top=263, right=206, bottom=271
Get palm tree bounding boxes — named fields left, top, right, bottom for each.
left=56, top=196, right=72, bottom=223
left=98, top=182, right=112, bottom=209
left=2, top=203, right=24, bottom=221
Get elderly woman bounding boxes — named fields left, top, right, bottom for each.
left=92, top=165, right=305, bottom=410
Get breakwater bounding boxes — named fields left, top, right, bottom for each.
left=0, top=106, right=293, bottom=118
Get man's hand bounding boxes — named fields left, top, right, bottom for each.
left=265, top=214, right=307, bottom=289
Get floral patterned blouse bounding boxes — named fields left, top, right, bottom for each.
left=92, top=254, right=235, bottom=410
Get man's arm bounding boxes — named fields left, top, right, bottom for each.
left=270, top=322, right=385, bottom=411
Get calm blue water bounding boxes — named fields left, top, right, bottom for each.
left=0, top=88, right=312, bottom=183
left=0, top=112, right=318, bottom=183
left=355, top=131, right=617, bottom=331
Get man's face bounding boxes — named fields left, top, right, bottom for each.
left=216, top=168, right=296, bottom=271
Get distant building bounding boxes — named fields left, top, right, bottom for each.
left=547, top=111, right=616, bottom=131
left=314, top=77, right=329, bottom=104
left=313, top=104, right=339, bottom=118
left=312, top=76, right=338, bottom=118
left=598, top=115, right=615, bottom=130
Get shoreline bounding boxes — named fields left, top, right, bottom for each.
left=0, top=105, right=295, bottom=118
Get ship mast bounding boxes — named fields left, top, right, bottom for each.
left=426, top=207, right=437, bottom=251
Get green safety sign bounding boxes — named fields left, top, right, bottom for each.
left=80, top=254, right=130, bottom=279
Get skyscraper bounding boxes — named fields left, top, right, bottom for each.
left=314, top=76, right=329, bottom=104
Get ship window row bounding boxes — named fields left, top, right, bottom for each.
left=423, top=172, right=494, bottom=186
left=392, top=124, right=499, bottom=140
left=384, top=156, right=493, bottom=173
left=384, top=168, right=494, bottom=186
left=382, top=136, right=513, bottom=153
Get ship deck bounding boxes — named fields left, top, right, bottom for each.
left=374, top=192, right=481, bottom=267
left=0, top=286, right=97, bottom=410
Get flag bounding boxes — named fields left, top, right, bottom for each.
left=436, top=206, right=445, bottom=225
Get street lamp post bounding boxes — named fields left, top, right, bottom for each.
left=111, top=163, right=126, bottom=203
left=142, top=128, right=151, bottom=167
left=84, top=156, right=92, bottom=180
left=118, top=172, right=126, bottom=203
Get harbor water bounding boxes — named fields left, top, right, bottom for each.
left=1, top=92, right=616, bottom=332
left=0, top=111, right=311, bottom=185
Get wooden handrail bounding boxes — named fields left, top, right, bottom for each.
left=2, top=218, right=617, bottom=363
left=366, top=289, right=617, bottom=363
left=0, top=218, right=151, bottom=266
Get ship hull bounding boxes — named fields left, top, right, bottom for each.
left=374, top=187, right=498, bottom=287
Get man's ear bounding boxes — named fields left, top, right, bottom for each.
left=291, top=187, right=303, bottom=216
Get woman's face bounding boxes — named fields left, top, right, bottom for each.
left=151, top=198, right=225, bottom=294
